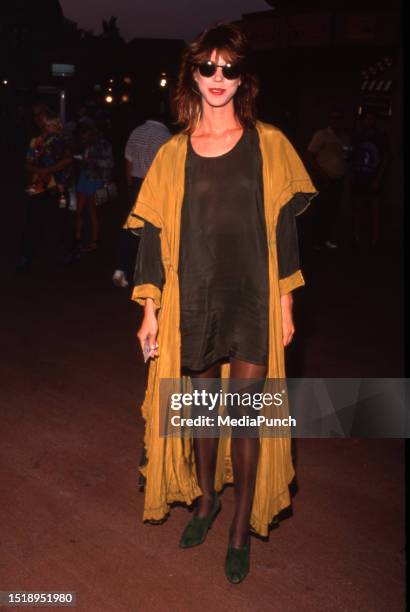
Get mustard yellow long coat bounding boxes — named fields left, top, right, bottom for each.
left=126, top=120, right=316, bottom=536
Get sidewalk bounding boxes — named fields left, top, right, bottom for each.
left=0, top=206, right=404, bottom=611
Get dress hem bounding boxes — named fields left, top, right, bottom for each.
left=181, top=350, right=268, bottom=373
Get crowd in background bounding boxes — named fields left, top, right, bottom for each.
left=305, top=107, right=390, bottom=252
left=17, top=101, right=114, bottom=268
left=13, top=97, right=391, bottom=279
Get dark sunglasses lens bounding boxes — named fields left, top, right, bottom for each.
left=198, top=63, right=216, bottom=77
left=222, top=64, right=241, bottom=80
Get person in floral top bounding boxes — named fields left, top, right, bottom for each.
left=18, top=110, right=74, bottom=268
left=26, top=114, right=71, bottom=206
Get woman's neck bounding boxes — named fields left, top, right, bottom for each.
left=196, top=100, right=241, bottom=136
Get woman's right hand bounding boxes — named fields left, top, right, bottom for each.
left=137, top=299, right=159, bottom=360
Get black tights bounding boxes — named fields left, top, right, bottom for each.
left=190, top=357, right=267, bottom=548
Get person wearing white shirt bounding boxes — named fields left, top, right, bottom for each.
left=112, top=114, right=171, bottom=287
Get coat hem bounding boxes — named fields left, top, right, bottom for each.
left=140, top=464, right=294, bottom=538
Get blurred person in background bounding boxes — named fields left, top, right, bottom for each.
left=18, top=110, right=75, bottom=269
left=26, top=113, right=71, bottom=207
left=306, top=109, right=350, bottom=250
left=112, top=109, right=170, bottom=288
left=351, top=109, right=390, bottom=250
left=76, top=104, right=96, bottom=130
left=75, top=123, right=113, bottom=252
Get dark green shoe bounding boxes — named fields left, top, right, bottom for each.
left=179, top=493, right=221, bottom=549
left=224, top=537, right=250, bottom=584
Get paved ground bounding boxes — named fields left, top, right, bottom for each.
left=0, top=198, right=405, bottom=611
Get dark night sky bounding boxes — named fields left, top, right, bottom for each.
left=59, top=0, right=269, bottom=41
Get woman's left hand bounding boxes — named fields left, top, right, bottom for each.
left=281, top=293, right=295, bottom=346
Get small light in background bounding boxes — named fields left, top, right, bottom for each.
left=123, top=76, right=132, bottom=84
left=160, top=78, right=167, bottom=88
left=109, top=78, right=114, bottom=83
left=3, top=79, right=8, bottom=85
left=108, top=87, right=112, bottom=92
left=105, top=95, right=113, bottom=104
left=121, top=95, right=129, bottom=103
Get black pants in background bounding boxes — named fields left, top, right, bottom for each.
left=312, top=176, right=345, bottom=245
left=21, top=191, right=75, bottom=261
left=115, top=177, right=142, bottom=277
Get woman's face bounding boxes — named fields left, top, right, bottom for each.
left=194, top=49, right=241, bottom=110
left=34, top=112, right=46, bottom=131
left=44, top=123, right=58, bottom=136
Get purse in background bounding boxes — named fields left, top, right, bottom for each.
left=95, top=182, right=118, bottom=206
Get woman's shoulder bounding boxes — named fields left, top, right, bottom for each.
left=161, top=131, right=188, bottom=149
left=256, top=121, right=301, bottom=159
left=256, top=120, right=287, bottom=142
left=150, top=132, right=188, bottom=164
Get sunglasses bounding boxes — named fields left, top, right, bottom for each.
left=196, top=60, right=242, bottom=80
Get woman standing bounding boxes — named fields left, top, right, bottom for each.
left=127, top=23, right=316, bottom=583
left=75, top=123, right=113, bottom=252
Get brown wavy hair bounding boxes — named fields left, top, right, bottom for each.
left=173, top=23, right=259, bottom=133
